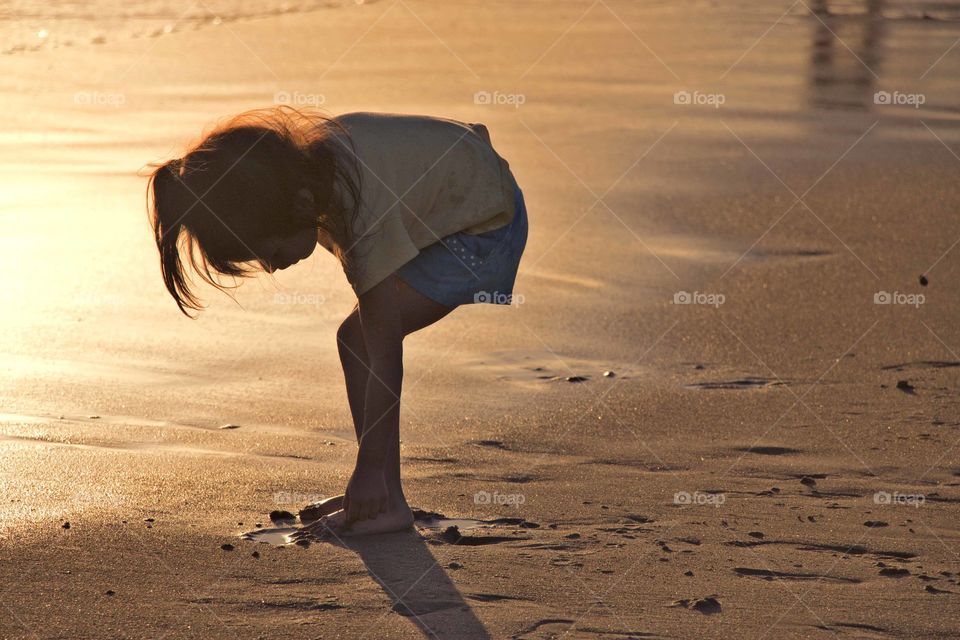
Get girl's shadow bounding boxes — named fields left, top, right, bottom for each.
left=328, top=529, right=492, bottom=639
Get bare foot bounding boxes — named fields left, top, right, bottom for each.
left=298, top=495, right=345, bottom=523
left=293, top=503, right=414, bottom=539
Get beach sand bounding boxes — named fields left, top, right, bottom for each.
left=2, top=0, right=960, bottom=637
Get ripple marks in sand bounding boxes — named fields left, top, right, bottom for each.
left=686, top=378, right=785, bottom=390
left=733, top=567, right=861, bottom=583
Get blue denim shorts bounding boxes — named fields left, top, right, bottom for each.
left=395, top=176, right=528, bottom=307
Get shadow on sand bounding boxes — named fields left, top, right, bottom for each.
left=332, top=530, right=491, bottom=639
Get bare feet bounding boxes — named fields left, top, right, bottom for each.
left=293, top=502, right=414, bottom=540
left=298, top=495, right=345, bottom=523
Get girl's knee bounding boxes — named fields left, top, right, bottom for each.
left=337, top=314, right=364, bottom=355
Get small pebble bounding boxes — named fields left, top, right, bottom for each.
left=800, top=476, right=817, bottom=487
left=747, top=531, right=764, bottom=539
left=692, top=596, right=722, bottom=615
left=220, top=543, right=234, bottom=551
left=566, top=375, right=588, bottom=383
left=919, top=275, right=929, bottom=286
left=269, top=510, right=296, bottom=523
left=565, top=532, right=581, bottom=539
left=602, top=370, right=616, bottom=378
left=864, top=521, right=889, bottom=528
left=447, top=561, right=463, bottom=570
left=251, top=551, right=260, bottom=559
left=62, top=522, right=70, bottom=529
left=684, top=570, right=694, bottom=576
left=220, top=424, right=241, bottom=430
left=105, top=590, right=115, bottom=596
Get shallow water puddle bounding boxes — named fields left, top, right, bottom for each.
left=240, top=511, right=528, bottom=546
left=413, top=514, right=505, bottom=531
left=241, top=526, right=300, bottom=545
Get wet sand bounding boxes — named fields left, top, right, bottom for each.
left=3, top=1, right=960, bottom=638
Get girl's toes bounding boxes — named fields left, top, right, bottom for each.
left=307, top=511, right=348, bottom=538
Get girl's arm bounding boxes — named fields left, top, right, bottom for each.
left=343, top=275, right=405, bottom=523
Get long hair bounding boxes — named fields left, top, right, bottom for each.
left=145, top=105, right=361, bottom=317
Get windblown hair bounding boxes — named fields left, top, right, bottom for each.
left=145, top=105, right=361, bottom=316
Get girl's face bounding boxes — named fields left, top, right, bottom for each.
left=253, top=226, right=318, bottom=273
left=249, top=187, right=320, bottom=273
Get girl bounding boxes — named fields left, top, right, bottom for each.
left=147, top=107, right=528, bottom=537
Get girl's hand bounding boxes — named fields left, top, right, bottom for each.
left=343, top=467, right=389, bottom=524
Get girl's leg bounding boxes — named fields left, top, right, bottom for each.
left=305, top=278, right=454, bottom=524
left=341, top=280, right=456, bottom=489
left=337, top=306, right=368, bottom=443
left=298, top=309, right=367, bottom=521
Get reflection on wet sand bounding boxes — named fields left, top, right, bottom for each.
left=807, top=0, right=886, bottom=110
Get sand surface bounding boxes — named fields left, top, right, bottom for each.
left=3, top=1, right=960, bottom=638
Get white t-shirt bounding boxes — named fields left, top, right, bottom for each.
left=325, top=112, right=517, bottom=295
